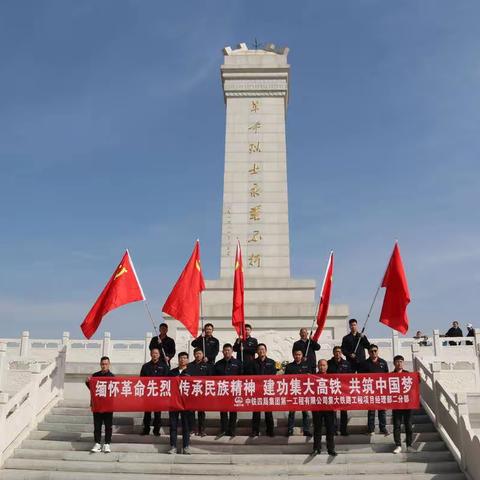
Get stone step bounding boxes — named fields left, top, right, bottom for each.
left=44, top=413, right=432, bottom=426
left=11, top=449, right=455, bottom=464
left=0, top=471, right=467, bottom=480
left=28, top=430, right=442, bottom=444
left=2, top=458, right=461, bottom=475
left=20, top=439, right=450, bottom=454
left=36, top=422, right=437, bottom=435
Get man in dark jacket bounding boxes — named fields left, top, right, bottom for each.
left=139, top=347, right=170, bottom=436
left=247, top=343, right=277, bottom=437
left=312, top=359, right=337, bottom=456
left=327, top=346, right=351, bottom=436
left=85, top=356, right=114, bottom=453
left=445, top=321, right=463, bottom=346
left=292, top=328, right=320, bottom=373
left=359, top=344, right=389, bottom=435
left=391, top=355, right=413, bottom=454
left=233, top=323, right=258, bottom=364
left=149, top=323, right=176, bottom=364
left=169, top=352, right=191, bottom=454
left=285, top=349, right=312, bottom=437
left=191, top=323, right=220, bottom=364
left=186, top=347, right=212, bottom=436
left=341, top=318, right=370, bottom=372
left=214, top=343, right=243, bottom=437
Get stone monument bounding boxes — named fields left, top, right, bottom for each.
left=176, top=43, right=349, bottom=359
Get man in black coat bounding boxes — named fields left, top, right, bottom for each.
left=247, top=343, right=277, bottom=437
left=327, top=346, right=351, bottom=436
left=292, top=328, right=320, bottom=373
left=341, top=318, right=370, bottom=372
left=186, top=347, right=212, bottom=436
left=312, top=359, right=337, bottom=456
left=391, top=355, right=413, bottom=454
left=233, top=323, right=258, bottom=364
left=169, top=352, right=191, bottom=454
left=445, top=321, right=463, bottom=346
left=139, top=347, right=170, bottom=436
left=85, top=356, right=114, bottom=453
left=285, top=349, right=312, bottom=437
left=359, top=344, right=389, bottom=435
left=214, top=343, right=243, bottom=437
left=191, top=323, right=220, bottom=364
left=149, top=323, right=176, bottom=364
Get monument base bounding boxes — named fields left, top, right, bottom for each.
left=173, top=277, right=349, bottom=362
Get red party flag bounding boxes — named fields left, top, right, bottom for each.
left=232, top=241, right=245, bottom=339
left=162, top=240, right=206, bottom=337
left=379, top=242, right=410, bottom=334
left=80, top=250, right=145, bottom=339
left=312, top=251, right=334, bottom=342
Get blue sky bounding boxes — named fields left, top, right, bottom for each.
left=1, top=1, right=479, bottom=340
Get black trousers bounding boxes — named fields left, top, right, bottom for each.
left=169, top=411, right=190, bottom=448
left=334, top=410, right=348, bottom=434
left=220, top=412, right=237, bottom=435
left=93, top=412, right=113, bottom=444
left=312, top=411, right=335, bottom=452
left=393, top=409, right=413, bottom=447
left=252, top=412, right=274, bottom=435
left=188, top=411, right=206, bottom=433
left=143, top=411, right=161, bottom=432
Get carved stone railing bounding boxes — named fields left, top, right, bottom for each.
left=0, top=347, right=66, bottom=466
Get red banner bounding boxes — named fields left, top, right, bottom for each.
left=90, top=373, right=419, bottom=413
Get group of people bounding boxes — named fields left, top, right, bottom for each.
left=86, top=320, right=414, bottom=457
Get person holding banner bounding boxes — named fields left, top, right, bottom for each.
left=247, top=343, right=277, bottom=437
left=214, top=343, right=243, bottom=437
left=327, top=346, right=351, bottom=436
left=233, top=324, right=258, bottom=364
left=359, top=344, right=389, bottom=435
left=392, top=355, right=413, bottom=453
left=187, top=347, right=212, bottom=436
left=285, top=349, right=312, bottom=437
left=312, top=359, right=337, bottom=456
left=85, top=356, right=114, bottom=453
left=192, top=323, right=220, bottom=365
left=139, top=348, right=170, bottom=436
left=341, top=318, right=370, bottom=372
left=292, top=328, right=320, bottom=373
left=149, top=323, right=176, bottom=364
left=169, top=352, right=192, bottom=454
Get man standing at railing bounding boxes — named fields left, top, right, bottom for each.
left=391, top=355, right=413, bottom=454
left=140, top=347, right=170, bottom=436
left=149, top=323, right=176, bottom=364
left=85, top=356, right=114, bottom=453
left=445, top=320, right=463, bottom=346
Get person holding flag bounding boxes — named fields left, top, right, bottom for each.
left=233, top=324, right=258, bottom=364
left=191, top=323, right=220, bottom=365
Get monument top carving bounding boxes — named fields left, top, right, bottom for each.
left=223, top=42, right=289, bottom=57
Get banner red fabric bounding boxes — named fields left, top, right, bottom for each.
left=90, top=373, right=420, bottom=413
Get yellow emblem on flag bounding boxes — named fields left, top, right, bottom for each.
left=195, top=260, right=201, bottom=272
left=114, top=265, right=128, bottom=280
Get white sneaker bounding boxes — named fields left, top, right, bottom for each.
left=102, top=444, right=111, bottom=453
left=91, top=443, right=102, bottom=453
left=183, top=447, right=191, bottom=455
left=168, top=447, right=177, bottom=454
left=393, top=446, right=402, bottom=454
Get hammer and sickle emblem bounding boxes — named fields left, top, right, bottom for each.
left=114, top=265, right=128, bottom=280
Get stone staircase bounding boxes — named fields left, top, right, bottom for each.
left=0, top=399, right=465, bottom=479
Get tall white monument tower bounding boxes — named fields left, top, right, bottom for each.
left=176, top=43, right=348, bottom=359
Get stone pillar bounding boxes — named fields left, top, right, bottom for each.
left=0, top=342, right=6, bottom=391
left=102, top=332, right=111, bottom=357
left=29, top=363, right=42, bottom=428
left=392, top=331, right=400, bottom=358
left=20, top=331, right=29, bottom=358
left=62, top=332, right=70, bottom=360
left=433, top=329, right=441, bottom=356
left=0, top=392, right=9, bottom=454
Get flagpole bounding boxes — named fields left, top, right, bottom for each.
left=305, top=298, right=321, bottom=360
left=143, top=300, right=169, bottom=364
left=200, top=291, right=206, bottom=359
left=353, top=283, right=382, bottom=355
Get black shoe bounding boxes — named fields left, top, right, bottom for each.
left=304, top=431, right=312, bottom=438
left=250, top=432, right=259, bottom=438
left=286, top=430, right=293, bottom=437
left=328, top=450, right=338, bottom=457
left=311, top=448, right=321, bottom=455
left=229, top=432, right=236, bottom=438
left=140, top=430, right=150, bottom=436
left=340, top=431, right=349, bottom=437
left=153, top=430, right=160, bottom=437
left=380, top=429, right=389, bottom=436
left=266, top=431, right=275, bottom=438
left=215, top=432, right=226, bottom=439
left=198, top=431, right=207, bottom=437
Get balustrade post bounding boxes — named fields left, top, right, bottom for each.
left=0, top=392, right=9, bottom=455
left=29, top=363, right=42, bottom=428
left=474, top=328, right=480, bottom=357
left=0, top=342, right=6, bottom=392
left=62, top=331, right=70, bottom=359
left=392, top=330, right=400, bottom=358
left=433, top=329, right=441, bottom=357
left=144, top=332, right=153, bottom=362
left=20, top=331, right=30, bottom=358
left=454, top=392, right=468, bottom=471
left=102, top=332, right=111, bottom=357
left=430, top=361, right=442, bottom=429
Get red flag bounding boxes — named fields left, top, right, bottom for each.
left=232, top=241, right=245, bottom=339
left=379, top=242, right=410, bottom=334
left=162, top=240, right=206, bottom=337
left=312, top=251, right=334, bottom=342
left=80, top=250, right=145, bottom=339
